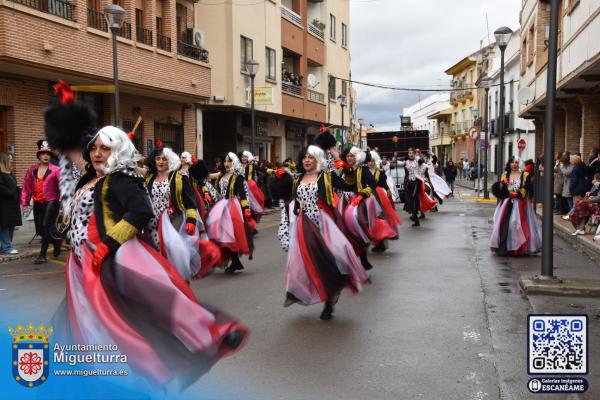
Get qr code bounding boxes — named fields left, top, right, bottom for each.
left=528, top=315, right=587, bottom=374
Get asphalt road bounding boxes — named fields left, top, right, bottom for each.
left=1, top=194, right=599, bottom=400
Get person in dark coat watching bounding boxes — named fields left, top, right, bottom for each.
left=587, top=148, right=600, bottom=190
left=0, top=152, right=22, bottom=255
left=569, top=154, right=588, bottom=210
left=443, top=160, right=458, bottom=195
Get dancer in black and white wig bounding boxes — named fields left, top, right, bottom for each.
left=205, top=152, right=254, bottom=274
left=398, top=148, right=438, bottom=227
left=145, top=145, right=218, bottom=280
left=179, top=151, right=193, bottom=176
left=239, top=150, right=265, bottom=222
left=270, top=145, right=368, bottom=320
left=337, top=146, right=397, bottom=269
left=366, top=150, right=402, bottom=252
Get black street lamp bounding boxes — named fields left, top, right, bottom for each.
left=539, top=0, right=561, bottom=282
left=104, top=4, right=126, bottom=127
left=494, top=26, right=513, bottom=179
left=338, top=94, right=347, bottom=147
left=245, top=59, right=260, bottom=154
left=479, top=75, right=493, bottom=199
left=358, top=118, right=364, bottom=149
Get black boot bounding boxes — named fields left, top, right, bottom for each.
left=412, top=220, right=420, bottom=227
left=419, top=212, right=426, bottom=219
left=225, top=254, right=244, bottom=274
left=372, top=242, right=386, bottom=253
left=53, top=242, right=61, bottom=258
left=34, top=254, right=47, bottom=264
left=360, top=254, right=373, bottom=271
left=320, top=301, right=334, bottom=320
left=222, top=330, right=245, bottom=349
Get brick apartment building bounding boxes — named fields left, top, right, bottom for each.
left=518, top=0, right=600, bottom=158
left=0, top=0, right=210, bottom=182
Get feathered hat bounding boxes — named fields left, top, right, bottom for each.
left=189, top=159, right=209, bottom=182
left=314, top=125, right=337, bottom=151
left=44, top=80, right=97, bottom=151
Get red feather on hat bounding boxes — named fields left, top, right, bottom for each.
left=128, top=131, right=135, bottom=141
left=156, top=138, right=164, bottom=148
left=53, top=80, right=75, bottom=105
left=191, top=155, right=197, bottom=163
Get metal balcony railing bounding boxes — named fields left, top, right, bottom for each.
left=307, top=89, right=324, bottom=103
left=157, top=34, right=171, bottom=52
left=117, top=21, right=132, bottom=39
left=11, top=0, right=74, bottom=21
left=177, top=41, right=209, bottom=63
left=308, top=23, right=325, bottom=39
left=136, top=27, right=153, bottom=46
left=281, top=5, right=302, bottom=25
left=87, top=9, right=108, bottom=31
left=282, top=81, right=302, bottom=96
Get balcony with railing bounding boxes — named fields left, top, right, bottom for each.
left=87, top=9, right=107, bottom=31
left=136, top=27, right=153, bottom=46
left=157, top=33, right=171, bottom=52
left=117, top=21, right=132, bottom=39
left=308, top=22, right=325, bottom=40
left=281, top=5, right=302, bottom=25
left=177, top=40, right=209, bottom=63
left=282, top=81, right=302, bottom=97
left=307, top=89, right=324, bottom=103
left=10, top=0, right=75, bottom=21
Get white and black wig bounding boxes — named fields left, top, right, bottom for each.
left=224, top=152, right=243, bottom=175
left=180, top=151, right=193, bottom=166
left=370, top=150, right=382, bottom=168
left=86, top=126, right=141, bottom=174
left=349, top=146, right=366, bottom=167
left=297, top=145, right=326, bottom=174
left=148, top=147, right=181, bottom=174
left=242, top=150, right=255, bottom=163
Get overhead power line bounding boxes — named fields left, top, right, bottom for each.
left=331, top=75, right=519, bottom=92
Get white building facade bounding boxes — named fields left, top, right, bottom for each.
left=402, top=93, right=451, bottom=140
left=486, top=29, right=536, bottom=174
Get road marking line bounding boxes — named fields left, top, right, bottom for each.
left=47, top=258, right=66, bottom=267
left=0, top=271, right=64, bottom=278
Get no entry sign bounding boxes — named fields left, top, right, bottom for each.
left=518, top=138, right=526, bottom=151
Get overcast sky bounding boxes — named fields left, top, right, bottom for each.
left=350, top=0, right=521, bottom=131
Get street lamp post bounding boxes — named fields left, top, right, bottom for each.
left=358, top=118, right=364, bottom=149
left=245, top=59, right=260, bottom=154
left=338, top=94, right=347, bottom=148
left=479, top=75, right=493, bottom=199
left=104, top=4, right=126, bottom=127
left=539, top=0, right=561, bottom=281
left=494, top=26, right=513, bottom=179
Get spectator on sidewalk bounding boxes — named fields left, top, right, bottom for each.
left=569, top=154, right=588, bottom=208
left=587, top=148, right=600, bottom=189
left=20, top=140, right=62, bottom=264
left=0, top=152, right=22, bottom=255
left=559, top=152, right=573, bottom=216
left=462, top=159, right=469, bottom=180
left=570, top=172, right=600, bottom=237
left=443, top=160, right=457, bottom=195
left=553, top=152, right=564, bottom=213
left=457, top=159, right=464, bottom=180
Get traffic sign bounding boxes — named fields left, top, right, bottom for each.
left=469, top=126, right=480, bottom=140
left=518, top=138, right=526, bottom=151
left=480, top=140, right=487, bottom=149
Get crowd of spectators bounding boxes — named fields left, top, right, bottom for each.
left=282, top=69, right=303, bottom=86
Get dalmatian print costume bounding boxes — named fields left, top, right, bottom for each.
left=278, top=180, right=320, bottom=252
left=147, top=179, right=171, bottom=248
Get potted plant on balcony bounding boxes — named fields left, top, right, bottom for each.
left=312, top=18, right=326, bottom=31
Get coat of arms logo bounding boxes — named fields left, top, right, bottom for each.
left=8, top=323, right=53, bottom=388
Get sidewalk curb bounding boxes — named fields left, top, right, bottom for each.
left=0, top=249, right=39, bottom=264
left=535, top=210, right=600, bottom=263
left=519, top=277, right=600, bottom=297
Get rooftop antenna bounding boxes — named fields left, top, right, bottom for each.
left=486, top=12, right=491, bottom=46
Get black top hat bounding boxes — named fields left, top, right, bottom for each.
left=36, top=139, right=53, bottom=159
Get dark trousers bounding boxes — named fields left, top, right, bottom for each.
left=404, top=180, right=422, bottom=220
left=33, top=201, right=61, bottom=257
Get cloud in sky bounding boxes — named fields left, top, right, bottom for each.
left=350, top=0, right=521, bottom=131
